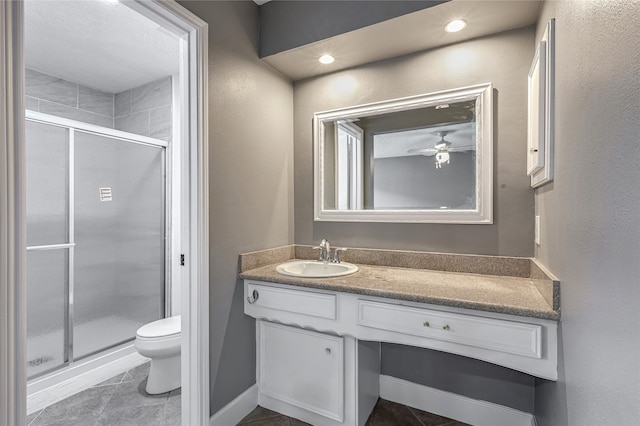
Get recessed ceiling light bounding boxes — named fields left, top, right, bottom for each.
left=319, top=54, right=335, bottom=65
left=445, top=19, right=467, bottom=33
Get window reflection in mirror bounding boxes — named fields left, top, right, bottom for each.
left=313, top=83, right=493, bottom=223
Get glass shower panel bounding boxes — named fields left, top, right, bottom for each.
left=73, top=131, right=165, bottom=359
left=26, top=249, right=69, bottom=378
left=25, top=121, right=69, bottom=247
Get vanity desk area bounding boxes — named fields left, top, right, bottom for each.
left=239, top=246, right=560, bottom=426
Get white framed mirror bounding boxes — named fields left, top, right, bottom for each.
left=313, top=83, right=493, bottom=223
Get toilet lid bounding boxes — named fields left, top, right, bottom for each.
left=137, top=315, right=181, bottom=338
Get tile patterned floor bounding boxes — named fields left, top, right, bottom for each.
left=237, top=399, right=470, bottom=426
left=26, top=362, right=180, bottom=426
left=26, top=364, right=466, bottom=426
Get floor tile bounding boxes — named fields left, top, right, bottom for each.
left=95, top=371, right=127, bottom=387
left=31, top=385, right=116, bottom=425
left=96, top=403, right=165, bottom=426
left=122, top=362, right=150, bottom=383
left=364, top=399, right=423, bottom=426
left=26, top=409, right=43, bottom=426
left=240, top=415, right=292, bottom=426
left=238, top=406, right=283, bottom=424
left=32, top=413, right=99, bottom=426
left=105, top=378, right=167, bottom=411
left=28, top=360, right=183, bottom=426
left=162, top=395, right=181, bottom=426
left=237, top=400, right=472, bottom=426
left=408, top=406, right=468, bottom=426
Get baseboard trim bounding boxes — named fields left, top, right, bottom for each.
left=379, top=375, right=536, bottom=426
left=209, top=384, right=258, bottom=426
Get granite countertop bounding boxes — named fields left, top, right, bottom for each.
left=239, top=254, right=560, bottom=321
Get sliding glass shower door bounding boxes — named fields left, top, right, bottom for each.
left=25, top=121, right=70, bottom=377
left=26, top=116, right=166, bottom=378
left=73, top=130, right=165, bottom=359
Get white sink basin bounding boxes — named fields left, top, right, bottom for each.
left=276, top=260, right=359, bottom=278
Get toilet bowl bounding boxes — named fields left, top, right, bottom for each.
left=134, top=315, right=181, bottom=394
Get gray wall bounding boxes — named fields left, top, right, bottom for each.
left=382, top=344, right=534, bottom=413
left=533, top=1, right=640, bottom=425
left=294, top=27, right=536, bottom=411
left=295, top=27, right=535, bottom=256
left=177, top=1, right=294, bottom=414
left=258, top=1, right=447, bottom=57
left=374, top=152, right=475, bottom=209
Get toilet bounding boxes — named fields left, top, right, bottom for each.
left=134, top=315, right=181, bottom=394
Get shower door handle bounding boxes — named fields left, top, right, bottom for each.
left=247, top=290, right=259, bottom=304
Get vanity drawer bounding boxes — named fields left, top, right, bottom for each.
left=246, top=282, right=336, bottom=320
left=357, top=300, right=541, bottom=358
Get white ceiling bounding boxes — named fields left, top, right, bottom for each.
left=263, top=0, right=542, bottom=81
left=25, top=0, right=180, bottom=94
left=24, top=0, right=540, bottom=92
left=374, top=122, right=475, bottom=159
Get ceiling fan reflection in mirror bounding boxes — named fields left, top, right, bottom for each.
left=407, top=130, right=475, bottom=169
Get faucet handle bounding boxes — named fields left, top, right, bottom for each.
left=312, top=246, right=324, bottom=261
left=332, top=247, right=347, bottom=263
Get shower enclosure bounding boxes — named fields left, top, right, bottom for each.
left=25, top=111, right=167, bottom=379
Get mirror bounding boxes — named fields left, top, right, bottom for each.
left=313, top=83, right=493, bottom=223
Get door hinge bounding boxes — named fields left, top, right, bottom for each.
left=180, top=254, right=185, bottom=266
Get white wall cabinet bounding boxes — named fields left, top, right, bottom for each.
left=529, top=18, right=555, bottom=188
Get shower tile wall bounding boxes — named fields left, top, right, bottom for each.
left=25, top=69, right=172, bottom=143
left=25, top=69, right=114, bottom=128
left=114, top=77, right=172, bottom=142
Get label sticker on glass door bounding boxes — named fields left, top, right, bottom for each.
left=99, top=187, right=112, bottom=201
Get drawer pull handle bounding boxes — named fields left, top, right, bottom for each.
left=325, top=348, right=332, bottom=355
left=423, top=321, right=430, bottom=327
left=443, top=325, right=450, bottom=331
left=247, top=289, right=259, bottom=304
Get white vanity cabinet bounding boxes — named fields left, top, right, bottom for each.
left=248, top=282, right=380, bottom=426
left=245, top=279, right=558, bottom=426
left=258, top=322, right=345, bottom=422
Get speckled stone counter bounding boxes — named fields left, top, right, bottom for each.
left=239, top=246, right=560, bottom=321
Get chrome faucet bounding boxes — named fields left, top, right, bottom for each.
left=332, top=247, right=347, bottom=263
left=313, top=239, right=347, bottom=263
left=314, top=239, right=330, bottom=262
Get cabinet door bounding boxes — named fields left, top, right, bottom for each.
left=259, top=322, right=344, bottom=422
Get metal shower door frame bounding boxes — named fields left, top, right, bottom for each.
left=25, top=110, right=169, bottom=375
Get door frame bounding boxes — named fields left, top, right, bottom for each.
left=0, top=1, right=210, bottom=425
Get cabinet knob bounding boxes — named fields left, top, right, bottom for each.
left=325, top=348, right=331, bottom=355
left=247, top=289, right=259, bottom=304
left=443, top=325, right=450, bottom=331
left=423, top=321, right=430, bottom=327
